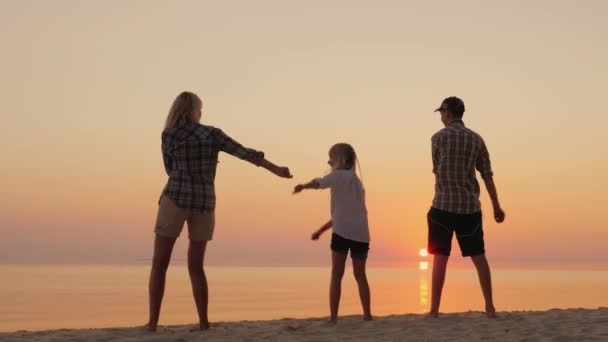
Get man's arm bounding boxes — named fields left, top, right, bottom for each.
left=431, top=135, right=440, bottom=174
left=477, top=139, right=505, bottom=223
left=311, top=220, right=333, bottom=240
left=482, top=176, right=505, bottom=223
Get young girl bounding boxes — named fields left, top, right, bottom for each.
left=293, top=143, right=372, bottom=324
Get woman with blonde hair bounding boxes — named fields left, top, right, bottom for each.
left=146, top=91, right=292, bottom=331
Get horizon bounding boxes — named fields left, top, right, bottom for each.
left=1, top=257, right=607, bottom=271
left=1, top=0, right=607, bottom=267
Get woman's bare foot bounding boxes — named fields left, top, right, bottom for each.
left=199, top=321, right=210, bottom=330
left=485, top=307, right=497, bottom=318
left=142, top=322, right=157, bottom=332
left=363, top=314, right=373, bottom=321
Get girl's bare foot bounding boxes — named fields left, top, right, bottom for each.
left=189, top=322, right=210, bottom=332
left=426, top=311, right=439, bottom=319
left=325, top=318, right=337, bottom=326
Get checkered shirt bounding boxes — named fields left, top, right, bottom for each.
left=431, top=120, right=493, bottom=214
left=160, top=123, right=264, bottom=213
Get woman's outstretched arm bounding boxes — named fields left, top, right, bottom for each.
left=259, top=159, right=292, bottom=178
left=213, top=128, right=291, bottom=178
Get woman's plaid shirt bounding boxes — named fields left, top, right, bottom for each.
left=431, top=120, right=493, bottom=214
left=160, top=123, right=264, bottom=213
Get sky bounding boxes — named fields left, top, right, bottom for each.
left=1, top=0, right=607, bottom=266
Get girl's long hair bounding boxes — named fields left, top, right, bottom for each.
left=329, top=143, right=357, bottom=171
left=165, top=91, right=202, bottom=129
left=329, top=142, right=366, bottom=202
left=329, top=143, right=365, bottom=183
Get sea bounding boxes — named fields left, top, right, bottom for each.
left=1, top=264, right=607, bottom=332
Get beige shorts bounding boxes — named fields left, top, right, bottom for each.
left=154, top=196, right=215, bottom=241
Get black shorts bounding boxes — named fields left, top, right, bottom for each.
left=331, top=233, right=369, bottom=260
left=427, top=207, right=485, bottom=257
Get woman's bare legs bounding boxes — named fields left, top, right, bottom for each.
left=329, top=252, right=348, bottom=323
left=147, top=235, right=177, bottom=331
left=188, top=240, right=210, bottom=330
left=352, top=257, right=372, bottom=320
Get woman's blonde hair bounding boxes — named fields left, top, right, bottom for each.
left=165, top=91, right=202, bottom=129
left=329, top=143, right=357, bottom=171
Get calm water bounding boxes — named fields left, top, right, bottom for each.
left=0, top=265, right=607, bottom=332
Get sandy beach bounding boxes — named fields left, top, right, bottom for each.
left=1, top=308, right=606, bottom=342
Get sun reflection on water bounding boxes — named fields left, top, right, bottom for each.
left=419, top=271, right=429, bottom=311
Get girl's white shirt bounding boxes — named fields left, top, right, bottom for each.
left=315, top=169, right=370, bottom=243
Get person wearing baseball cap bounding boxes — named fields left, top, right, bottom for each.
left=427, top=96, right=506, bottom=318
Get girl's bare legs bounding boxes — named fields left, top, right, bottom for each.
left=147, top=235, right=177, bottom=331
left=352, top=257, right=372, bottom=320
left=330, top=252, right=348, bottom=323
left=188, top=240, right=210, bottom=330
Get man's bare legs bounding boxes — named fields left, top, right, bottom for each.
left=147, top=235, right=177, bottom=331
left=352, top=257, right=372, bottom=320
left=188, top=240, right=210, bottom=330
left=471, top=254, right=496, bottom=318
left=329, top=252, right=347, bottom=323
left=428, top=254, right=449, bottom=318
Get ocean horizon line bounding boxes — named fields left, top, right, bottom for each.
left=1, top=260, right=606, bottom=271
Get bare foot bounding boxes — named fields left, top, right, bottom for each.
left=189, top=321, right=210, bottom=332
left=426, top=311, right=439, bottom=319
left=363, top=314, right=373, bottom=321
left=324, top=318, right=337, bottom=326
left=485, top=308, right=497, bottom=318
left=200, top=321, right=210, bottom=330
left=142, top=322, right=157, bottom=332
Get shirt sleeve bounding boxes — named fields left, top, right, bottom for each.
left=315, top=171, right=341, bottom=189
left=431, top=134, right=440, bottom=174
left=161, top=131, right=172, bottom=175
left=212, top=128, right=265, bottom=166
left=476, top=139, right=494, bottom=180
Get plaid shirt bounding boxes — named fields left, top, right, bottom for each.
left=431, top=120, right=493, bottom=214
left=160, top=123, right=264, bottom=213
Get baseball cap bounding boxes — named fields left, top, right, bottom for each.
left=434, top=96, right=465, bottom=114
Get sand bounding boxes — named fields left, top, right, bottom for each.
left=1, top=308, right=607, bottom=341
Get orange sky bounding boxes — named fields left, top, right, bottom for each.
left=1, top=0, right=607, bottom=266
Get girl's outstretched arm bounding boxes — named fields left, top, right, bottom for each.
left=293, top=180, right=320, bottom=194
left=311, top=220, right=332, bottom=240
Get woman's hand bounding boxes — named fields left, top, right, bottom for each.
left=259, top=159, right=292, bottom=178
left=311, top=230, right=322, bottom=240
left=273, top=166, right=293, bottom=178
left=293, top=184, right=304, bottom=194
